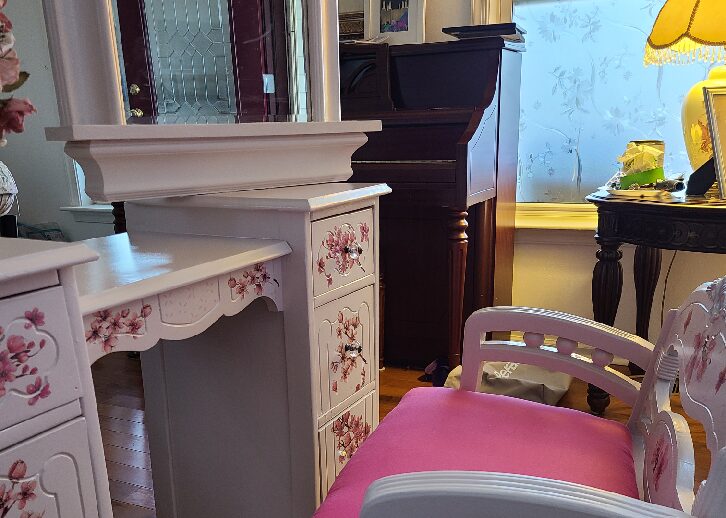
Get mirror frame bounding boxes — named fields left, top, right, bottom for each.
left=41, top=0, right=342, bottom=126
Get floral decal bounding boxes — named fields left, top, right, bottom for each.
left=317, top=223, right=369, bottom=287
left=85, top=304, right=152, bottom=354
left=684, top=332, right=717, bottom=385
left=330, top=312, right=367, bottom=393
left=332, top=411, right=371, bottom=464
left=650, top=435, right=670, bottom=492
left=228, top=263, right=279, bottom=299
left=0, top=308, right=51, bottom=406
left=0, top=459, right=44, bottom=517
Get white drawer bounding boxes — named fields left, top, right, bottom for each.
left=0, top=287, right=82, bottom=431
left=0, top=417, right=99, bottom=517
left=315, top=286, right=375, bottom=417
left=318, top=392, right=375, bottom=502
left=312, top=208, right=374, bottom=297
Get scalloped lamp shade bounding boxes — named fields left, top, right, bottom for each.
left=645, top=0, right=726, bottom=65
left=645, top=0, right=726, bottom=173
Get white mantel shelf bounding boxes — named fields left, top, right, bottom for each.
left=45, top=121, right=382, bottom=203
left=75, top=232, right=291, bottom=315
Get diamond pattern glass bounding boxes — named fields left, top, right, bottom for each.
left=144, top=0, right=237, bottom=123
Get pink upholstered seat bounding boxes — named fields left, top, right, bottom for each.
left=315, top=387, right=639, bottom=518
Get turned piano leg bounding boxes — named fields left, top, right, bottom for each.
left=589, top=240, right=623, bottom=414
left=446, top=209, right=469, bottom=372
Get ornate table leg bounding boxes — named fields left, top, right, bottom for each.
left=633, top=245, right=662, bottom=375
left=447, top=210, right=469, bottom=371
left=589, top=241, right=623, bottom=414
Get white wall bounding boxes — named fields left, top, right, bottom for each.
left=425, top=0, right=471, bottom=42
left=1, top=1, right=112, bottom=241
left=512, top=229, right=726, bottom=342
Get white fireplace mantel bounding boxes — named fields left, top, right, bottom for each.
left=46, top=121, right=381, bottom=202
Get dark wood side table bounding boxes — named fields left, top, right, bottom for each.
left=586, top=190, right=726, bottom=414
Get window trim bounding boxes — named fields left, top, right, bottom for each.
left=515, top=202, right=597, bottom=231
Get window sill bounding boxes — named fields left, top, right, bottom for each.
left=515, top=202, right=597, bottom=231
left=60, top=205, right=114, bottom=225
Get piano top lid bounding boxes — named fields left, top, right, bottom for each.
left=442, top=23, right=526, bottom=45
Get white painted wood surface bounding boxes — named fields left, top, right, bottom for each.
left=312, top=208, right=374, bottom=296
left=45, top=122, right=381, bottom=202
left=0, top=287, right=82, bottom=431
left=0, top=418, right=100, bottom=518
left=0, top=237, right=97, bottom=285
left=74, top=232, right=290, bottom=314
left=361, top=472, right=690, bottom=518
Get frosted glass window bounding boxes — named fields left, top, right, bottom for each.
left=513, top=0, right=716, bottom=202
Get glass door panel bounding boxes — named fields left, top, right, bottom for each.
left=111, top=0, right=309, bottom=124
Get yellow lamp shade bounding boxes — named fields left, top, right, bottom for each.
left=645, top=0, right=726, bottom=65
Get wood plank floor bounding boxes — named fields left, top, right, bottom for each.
left=93, top=356, right=709, bottom=517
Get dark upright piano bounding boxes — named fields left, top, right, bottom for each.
left=340, top=36, right=523, bottom=377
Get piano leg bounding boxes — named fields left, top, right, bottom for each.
left=446, top=209, right=469, bottom=373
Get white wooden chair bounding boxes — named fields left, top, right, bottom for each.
left=314, top=277, right=726, bottom=518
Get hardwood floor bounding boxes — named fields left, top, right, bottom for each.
left=94, top=356, right=709, bottom=518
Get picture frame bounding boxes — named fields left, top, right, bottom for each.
left=704, top=85, right=726, bottom=199
left=364, top=0, right=426, bottom=45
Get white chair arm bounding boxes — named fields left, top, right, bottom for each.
left=360, top=472, right=691, bottom=518
left=460, top=307, right=655, bottom=404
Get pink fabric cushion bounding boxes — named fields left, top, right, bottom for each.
left=315, top=387, right=639, bottom=518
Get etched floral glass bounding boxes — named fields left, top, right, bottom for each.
left=514, top=0, right=716, bottom=202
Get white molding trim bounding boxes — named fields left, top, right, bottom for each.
left=515, top=202, right=598, bottom=231
left=60, top=205, right=114, bottom=225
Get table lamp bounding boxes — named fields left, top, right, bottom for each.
left=645, top=0, right=726, bottom=180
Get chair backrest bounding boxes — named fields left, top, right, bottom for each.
left=645, top=276, right=726, bottom=517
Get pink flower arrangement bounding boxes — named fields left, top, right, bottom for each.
left=0, top=310, right=50, bottom=406
left=0, top=459, right=44, bottom=517
left=0, top=1, right=35, bottom=147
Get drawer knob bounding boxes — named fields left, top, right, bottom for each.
left=345, top=342, right=363, bottom=358
left=343, top=245, right=363, bottom=261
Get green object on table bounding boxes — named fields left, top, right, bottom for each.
left=619, top=167, right=665, bottom=189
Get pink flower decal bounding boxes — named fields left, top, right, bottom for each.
left=0, top=308, right=51, bottom=406
left=7, top=460, right=26, bottom=481
left=359, top=222, right=370, bottom=243
left=330, top=312, right=367, bottom=393
left=716, top=366, right=726, bottom=393
left=317, top=223, right=368, bottom=286
left=228, top=263, right=278, bottom=300
left=1, top=459, right=44, bottom=517
left=684, top=332, right=717, bottom=384
left=651, top=436, right=670, bottom=492
left=85, top=304, right=153, bottom=355
left=22, top=308, right=44, bottom=330
left=332, top=411, right=371, bottom=463
left=25, top=376, right=50, bottom=406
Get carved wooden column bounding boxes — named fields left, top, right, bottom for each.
left=447, top=210, right=469, bottom=370
left=589, top=239, right=623, bottom=414
left=632, top=245, right=662, bottom=375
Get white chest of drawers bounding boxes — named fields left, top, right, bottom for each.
left=125, top=183, right=389, bottom=516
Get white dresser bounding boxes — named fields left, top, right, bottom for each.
left=0, top=182, right=388, bottom=518
left=125, top=183, right=390, bottom=516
